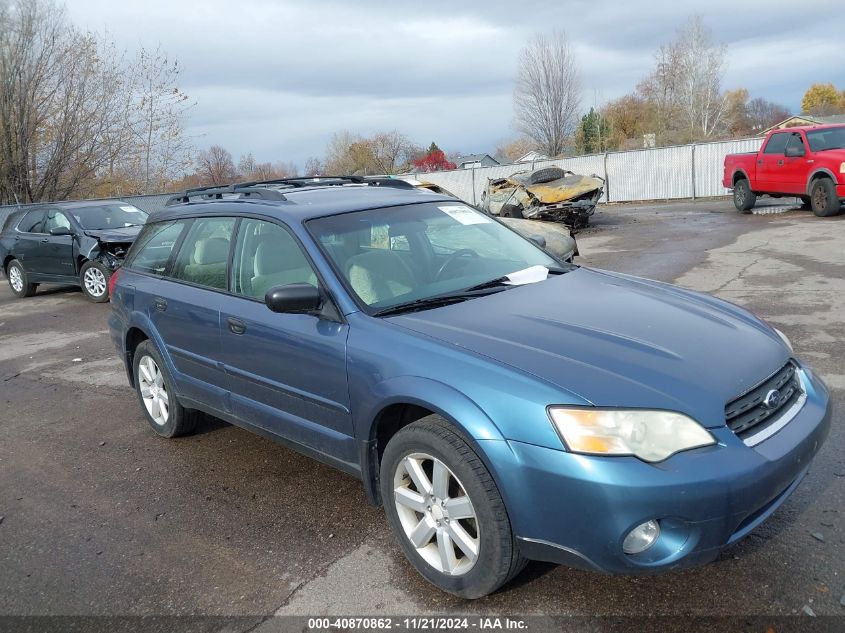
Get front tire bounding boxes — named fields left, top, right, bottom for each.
left=132, top=340, right=199, bottom=438
left=80, top=260, right=110, bottom=302
left=810, top=178, right=841, bottom=217
left=6, top=259, right=37, bottom=298
left=380, top=415, right=525, bottom=598
left=733, top=179, right=756, bottom=213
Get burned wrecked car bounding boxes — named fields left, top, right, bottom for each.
left=0, top=201, right=148, bottom=302
left=482, top=166, right=604, bottom=229
left=401, top=177, right=578, bottom=263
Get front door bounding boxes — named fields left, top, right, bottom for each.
left=758, top=131, right=790, bottom=192
left=782, top=132, right=809, bottom=195
left=218, top=218, right=354, bottom=463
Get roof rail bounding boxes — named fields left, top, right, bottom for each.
left=165, top=175, right=417, bottom=207
left=165, top=183, right=288, bottom=206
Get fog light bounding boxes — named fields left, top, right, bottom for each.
left=622, top=520, right=660, bottom=554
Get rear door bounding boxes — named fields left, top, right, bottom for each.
left=128, top=217, right=233, bottom=412
left=757, top=132, right=790, bottom=192
left=11, top=210, right=46, bottom=274
left=38, top=209, right=77, bottom=277
left=217, top=218, right=354, bottom=463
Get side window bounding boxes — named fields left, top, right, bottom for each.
left=231, top=219, right=318, bottom=300
left=785, top=133, right=805, bottom=154
left=43, top=210, right=72, bottom=233
left=18, top=210, right=45, bottom=233
left=125, top=221, right=188, bottom=275
left=763, top=133, right=789, bottom=154
left=170, top=217, right=236, bottom=290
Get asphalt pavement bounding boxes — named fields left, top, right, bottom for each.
left=0, top=198, right=843, bottom=631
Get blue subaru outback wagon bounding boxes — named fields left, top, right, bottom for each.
left=109, top=177, right=831, bottom=598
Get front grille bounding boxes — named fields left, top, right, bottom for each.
left=725, top=361, right=802, bottom=439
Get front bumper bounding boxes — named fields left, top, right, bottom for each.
left=486, top=366, right=831, bottom=574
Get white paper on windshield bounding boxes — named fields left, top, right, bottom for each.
left=438, top=205, right=490, bottom=225
left=120, top=205, right=141, bottom=213
left=504, top=265, right=549, bottom=285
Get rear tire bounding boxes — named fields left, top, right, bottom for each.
left=810, top=178, right=841, bottom=217
left=733, top=179, right=756, bottom=213
left=6, top=259, right=37, bottom=298
left=132, top=340, right=199, bottom=438
left=380, top=415, right=526, bottom=598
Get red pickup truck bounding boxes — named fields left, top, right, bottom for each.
left=723, top=124, right=845, bottom=216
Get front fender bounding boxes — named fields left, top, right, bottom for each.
left=358, top=375, right=506, bottom=443
left=805, top=168, right=839, bottom=195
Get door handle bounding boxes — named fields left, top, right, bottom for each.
left=40, top=238, right=49, bottom=243
left=777, top=159, right=784, bottom=166
left=153, top=297, right=167, bottom=312
left=757, top=159, right=763, bottom=165
left=227, top=317, right=246, bottom=335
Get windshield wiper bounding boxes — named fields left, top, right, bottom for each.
left=373, top=287, right=508, bottom=317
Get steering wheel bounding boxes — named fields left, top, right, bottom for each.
left=435, top=248, right=479, bottom=280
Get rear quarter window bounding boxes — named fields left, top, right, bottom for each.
left=124, top=220, right=188, bottom=276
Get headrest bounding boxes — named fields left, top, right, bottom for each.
left=193, top=237, right=229, bottom=265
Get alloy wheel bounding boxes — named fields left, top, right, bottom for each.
left=393, top=452, right=480, bottom=576
left=84, top=267, right=107, bottom=297
left=9, top=266, right=23, bottom=293
left=138, top=355, right=169, bottom=426
left=813, top=186, right=828, bottom=211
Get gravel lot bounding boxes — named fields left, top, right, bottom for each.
left=0, top=198, right=843, bottom=630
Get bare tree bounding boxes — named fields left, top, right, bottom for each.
left=196, top=145, right=235, bottom=185
left=747, top=98, right=790, bottom=132
left=638, top=16, right=727, bottom=141
left=0, top=0, right=130, bottom=203
left=126, top=46, right=193, bottom=193
left=368, top=131, right=417, bottom=174
left=303, top=156, right=323, bottom=176
left=513, top=31, right=581, bottom=157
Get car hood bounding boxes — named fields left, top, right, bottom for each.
left=389, top=268, right=789, bottom=427
left=83, top=226, right=142, bottom=242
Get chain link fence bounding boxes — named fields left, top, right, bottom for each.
left=0, top=137, right=765, bottom=226
left=410, top=137, right=765, bottom=205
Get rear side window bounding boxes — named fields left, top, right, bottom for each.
left=17, top=210, right=45, bottom=233
left=125, top=221, right=188, bottom=275
left=170, top=217, right=236, bottom=290
left=763, top=133, right=789, bottom=154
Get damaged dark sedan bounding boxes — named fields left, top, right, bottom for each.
left=0, top=201, right=147, bottom=302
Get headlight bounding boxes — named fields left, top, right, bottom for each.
left=548, top=407, right=716, bottom=463
left=774, top=328, right=793, bottom=352
left=839, top=161, right=845, bottom=174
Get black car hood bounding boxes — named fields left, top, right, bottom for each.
left=83, top=226, right=142, bottom=242
left=389, top=268, right=789, bottom=428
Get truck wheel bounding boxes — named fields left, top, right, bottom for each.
left=381, top=415, right=526, bottom=598
left=79, top=261, right=111, bottom=302
left=810, top=178, right=841, bottom=217
left=733, top=179, right=756, bottom=213
left=6, top=259, right=38, bottom=298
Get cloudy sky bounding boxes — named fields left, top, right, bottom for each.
left=65, top=0, right=843, bottom=169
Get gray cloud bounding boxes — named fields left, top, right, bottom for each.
left=66, top=0, right=844, bottom=168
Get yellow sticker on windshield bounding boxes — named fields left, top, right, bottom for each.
left=438, top=205, right=490, bottom=225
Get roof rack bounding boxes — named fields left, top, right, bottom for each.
left=165, top=183, right=288, bottom=206
left=165, top=175, right=416, bottom=207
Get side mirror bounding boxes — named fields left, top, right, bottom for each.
left=49, top=226, right=73, bottom=236
left=785, top=145, right=805, bottom=158
left=265, top=283, right=322, bottom=314
left=529, top=234, right=547, bottom=248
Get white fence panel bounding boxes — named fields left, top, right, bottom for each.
left=694, top=138, right=764, bottom=197
left=606, top=145, right=694, bottom=202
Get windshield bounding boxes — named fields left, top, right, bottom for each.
left=806, top=126, right=845, bottom=152
left=307, top=202, right=565, bottom=312
left=71, top=204, right=148, bottom=230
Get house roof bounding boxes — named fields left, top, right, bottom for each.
left=455, top=153, right=499, bottom=165
left=761, top=114, right=845, bottom=135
